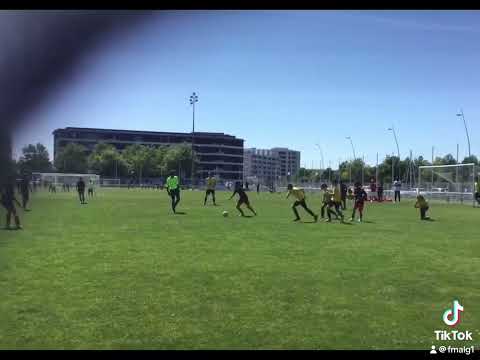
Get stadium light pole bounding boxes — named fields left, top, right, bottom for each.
left=346, top=137, right=355, bottom=184
left=388, top=127, right=400, bottom=180
left=456, top=109, right=471, bottom=158
left=345, top=137, right=356, bottom=160
left=189, top=92, right=198, bottom=187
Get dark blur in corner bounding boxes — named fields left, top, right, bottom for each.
left=0, top=10, right=153, bottom=185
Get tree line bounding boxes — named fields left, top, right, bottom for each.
left=15, top=142, right=196, bottom=181
left=14, top=142, right=479, bottom=185
left=297, top=154, right=479, bottom=186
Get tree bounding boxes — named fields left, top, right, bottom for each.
left=54, top=143, right=88, bottom=173
left=162, top=144, right=196, bottom=179
left=18, top=143, right=52, bottom=173
left=88, top=143, right=128, bottom=177
left=123, top=144, right=151, bottom=183
left=462, top=155, right=478, bottom=165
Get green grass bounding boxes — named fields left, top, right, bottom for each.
left=1, top=188, right=479, bottom=349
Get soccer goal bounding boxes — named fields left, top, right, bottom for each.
left=37, top=173, right=100, bottom=188
left=100, top=178, right=121, bottom=187
left=418, top=163, right=477, bottom=206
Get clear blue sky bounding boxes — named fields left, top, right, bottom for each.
left=13, top=10, right=480, bottom=168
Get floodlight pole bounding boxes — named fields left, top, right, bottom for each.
left=388, top=127, right=400, bottom=181
left=457, top=109, right=471, bottom=158
left=189, top=92, right=198, bottom=187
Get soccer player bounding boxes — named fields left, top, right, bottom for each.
left=331, top=180, right=344, bottom=221
left=1, top=177, right=22, bottom=230
left=166, top=171, right=181, bottom=213
left=475, top=178, right=480, bottom=205
left=76, top=177, right=86, bottom=204
left=88, top=178, right=95, bottom=198
left=257, top=183, right=260, bottom=194
left=377, top=182, right=384, bottom=202
left=286, top=184, right=318, bottom=222
left=204, top=173, right=217, bottom=206
left=229, top=181, right=257, bottom=217
left=350, top=182, right=368, bottom=222
left=19, top=173, right=31, bottom=211
left=414, top=194, right=430, bottom=220
left=340, top=181, right=348, bottom=210
left=393, top=179, right=402, bottom=202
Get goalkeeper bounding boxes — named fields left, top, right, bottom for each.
left=166, top=171, right=181, bottom=213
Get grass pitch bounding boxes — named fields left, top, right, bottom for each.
left=1, top=188, right=479, bottom=349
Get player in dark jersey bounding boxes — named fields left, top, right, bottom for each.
left=229, top=181, right=257, bottom=217
left=349, top=182, right=368, bottom=222
left=76, top=177, right=87, bottom=204
left=1, top=177, right=22, bottom=230
left=20, top=173, right=31, bottom=211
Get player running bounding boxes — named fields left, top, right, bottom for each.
left=76, top=177, right=87, bottom=204
left=350, top=182, right=368, bottom=222
left=414, top=194, right=430, bottom=220
left=166, top=171, right=181, bottom=213
left=204, top=173, right=217, bottom=206
left=286, top=184, right=318, bottom=222
left=229, top=181, right=257, bottom=217
left=330, top=180, right=344, bottom=222
left=1, top=177, right=22, bottom=230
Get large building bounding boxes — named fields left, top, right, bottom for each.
left=53, top=127, right=244, bottom=180
left=244, top=147, right=300, bottom=183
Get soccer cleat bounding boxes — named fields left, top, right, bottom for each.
left=358, top=218, right=362, bottom=223
left=314, top=215, right=318, bottom=222
left=349, top=218, right=354, bottom=222
left=325, top=218, right=331, bottom=222
left=293, top=218, right=300, bottom=222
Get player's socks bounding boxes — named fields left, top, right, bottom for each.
left=314, top=214, right=318, bottom=222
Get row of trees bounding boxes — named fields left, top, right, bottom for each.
left=14, top=142, right=479, bottom=185
left=14, top=142, right=196, bottom=181
left=296, top=154, right=479, bottom=185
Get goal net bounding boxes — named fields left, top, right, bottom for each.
left=418, top=163, right=476, bottom=205
left=100, top=178, right=121, bottom=187
left=37, top=173, right=100, bottom=188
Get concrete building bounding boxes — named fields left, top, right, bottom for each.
left=53, top=127, right=244, bottom=180
left=244, top=147, right=300, bottom=183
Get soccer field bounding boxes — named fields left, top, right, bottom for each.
left=1, top=189, right=479, bottom=349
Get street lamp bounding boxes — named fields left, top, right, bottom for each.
left=456, top=109, right=471, bottom=158
left=345, top=137, right=356, bottom=160
left=189, top=92, right=198, bottom=186
left=345, top=137, right=356, bottom=184
left=388, top=126, right=400, bottom=181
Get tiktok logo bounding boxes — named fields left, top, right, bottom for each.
left=443, top=300, right=464, bottom=327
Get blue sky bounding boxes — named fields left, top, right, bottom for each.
left=13, top=10, right=480, bottom=168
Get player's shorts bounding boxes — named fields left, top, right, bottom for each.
left=170, top=188, right=180, bottom=198
left=293, top=199, right=307, bottom=207
left=1, top=200, right=14, bottom=211
left=205, top=189, right=215, bottom=195
left=354, top=201, right=365, bottom=211
left=237, top=196, right=250, bottom=207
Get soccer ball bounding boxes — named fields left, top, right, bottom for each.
left=222, top=210, right=229, bottom=217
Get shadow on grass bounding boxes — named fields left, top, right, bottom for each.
left=175, top=212, right=187, bottom=215
left=362, top=220, right=375, bottom=224
left=422, top=218, right=436, bottom=222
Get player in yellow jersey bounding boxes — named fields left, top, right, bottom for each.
left=204, top=173, right=217, bottom=206
left=286, top=184, right=318, bottom=222
left=414, top=194, right=430, bottom=220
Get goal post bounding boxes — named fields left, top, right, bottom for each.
left=418, top=163, right=476, bottom=206
left=37, top=173, right=100, bottom=188
left=100, top=178, right=121, bottom=187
